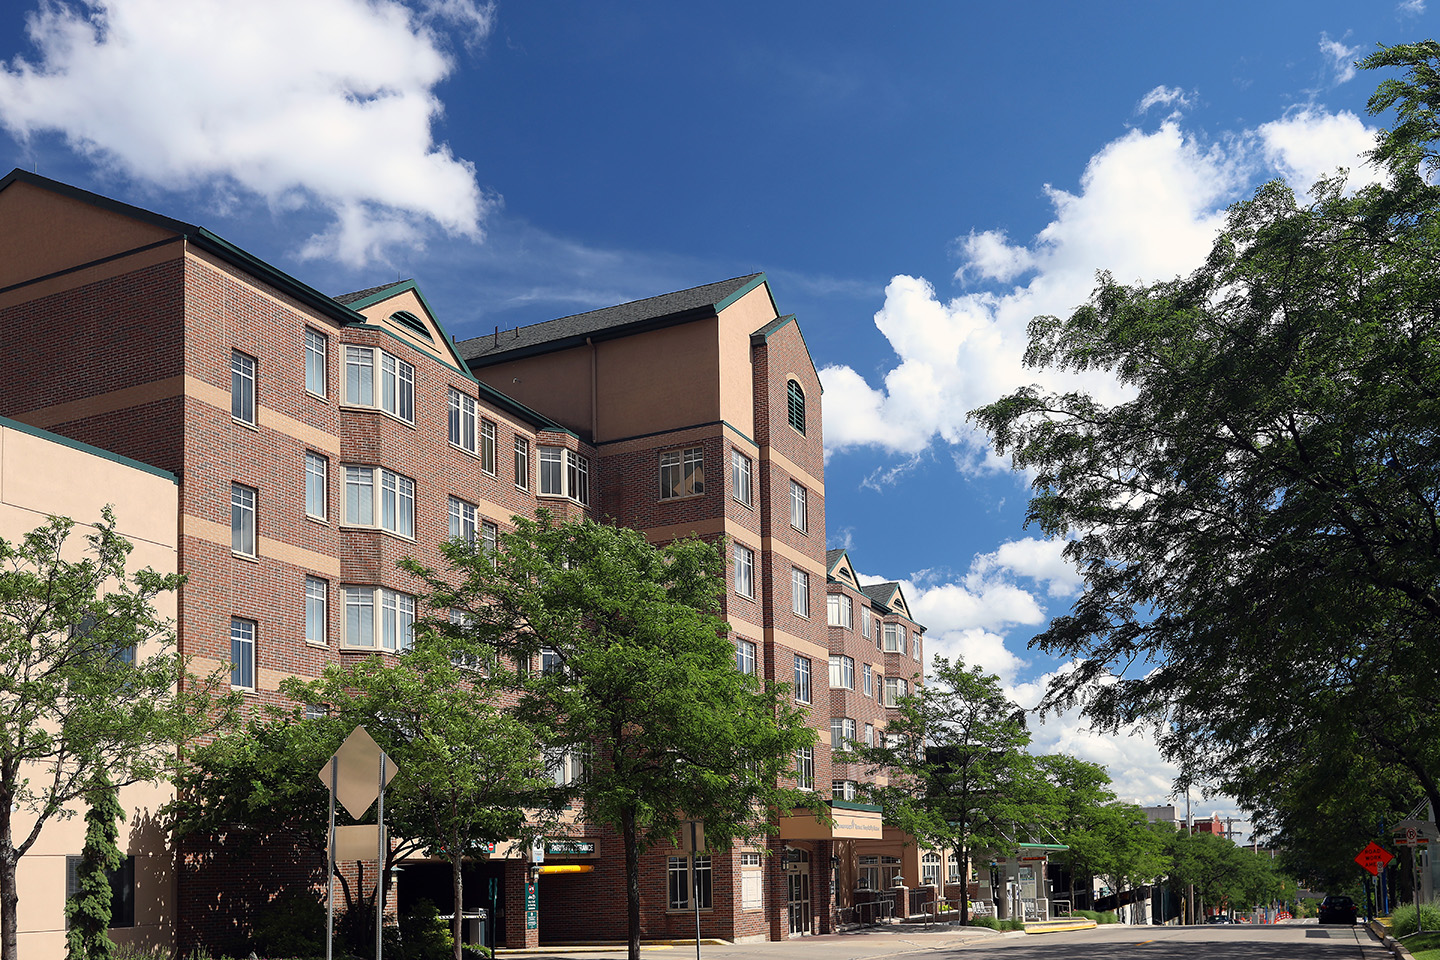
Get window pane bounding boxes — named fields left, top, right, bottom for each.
left=306, top=577, right=327, bottom=645
left=540, top=447, right=563, bottom=495
left=345, top=346, right=373, bottom=406
left=734, top=544, right=754, bottom=599
left=481, top=419, right=497, bottom=474
left=231, top=483, right=256, bottom=556
left=345, top=586, right=374, bottom=647
left=791, top=568, right=809, bottom=618
left=305, top=329, right=327, bottom=396
left=305, top=453, right=327, bottom=519
left=345, top=466, right=373, bottom=525
left=731, top=449, right=752, bottom=507
left=231, top=351, right=255, bottom=424
left=230, top=618, right=255, bottom=688
left=514, top=437, right=529, bottom=488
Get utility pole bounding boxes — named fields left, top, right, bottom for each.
left=1186, top=789, right=1195, bottom=924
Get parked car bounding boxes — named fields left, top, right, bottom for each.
left=1205, top=914, right=1235, bottom=923
left=1318, top=895, right=1358, bottom=924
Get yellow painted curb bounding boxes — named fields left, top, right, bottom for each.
left=1024, top=920, right=1099, bottom=934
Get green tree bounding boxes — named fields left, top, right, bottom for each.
left=970, top=44, right=1440, bottom=833
left=402, top=514, right=815, bottom=960
left=0, top=512, right=221, bottom=960
left=65, top=775, right=123, bottom=960
left=281, top=637, right=554, bottom=960
left=855, top=656, right=1035, bottom=926
left=1066, top=804, right=1169, bottom=923
left=1030, top=756, right=1115, bottom=909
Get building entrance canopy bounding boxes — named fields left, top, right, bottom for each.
left=777, top=801, right=884, bottom=840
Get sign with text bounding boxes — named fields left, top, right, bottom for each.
left=524, top=879, right=538, bottom=930
left=1355, top=842, right=1393, bottom=875
left=545, top=839, right=596, bottom=856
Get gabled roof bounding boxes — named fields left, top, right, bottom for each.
left=826, top=549, right=860, bottom=588
left=749, top=313, right=822, bottom=394
left=0, top=168, right=365, bottom=328
left=459, top=273, right=773, bottom=366
left=860, top=580, right=921, bottom=628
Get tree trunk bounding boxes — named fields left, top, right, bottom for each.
left=958, top=843, right=969, bottom=926
left=1, top=847, right=15, bottom=960
left=451, top=846, right=464, bottom=960
left=623, top=807, right=640, bottom=960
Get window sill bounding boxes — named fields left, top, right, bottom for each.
left=537, top=493, right=589, bottom=509
left=338, top=403, right=416, bottom=430
left=306, top=389, right=328, bottom=403
left=305, top=513, right=328, bottom=525
left=659, top=491, right=705, bottom=504
left=450, top=442, right=481, bottom=459
left=665, top=909, right=714, bottom=916
left=233, top=416, right=258, bottom=431
left=305, top=640, right=329, bottom=649
left=337, top=525, right=417, bottom=543
left=735, top=592, right=757, bottom=603
left=233, top=551, right=259, bottom=563
left=732, top=497, right=754, bottom=510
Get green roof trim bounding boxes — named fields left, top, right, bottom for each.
left=0, top=415, right=177, bottom=483
left=713, top=272, right=775, bottom=315
left=831, top=799, right=883, bottom=813
left=749, top=314, right=822, bottom=394
left=340, top=279, right=481, bottom=380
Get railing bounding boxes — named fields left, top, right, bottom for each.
left=1052, top=899, right=1072, bottom=918
left=920, top=897, right=961, bottom=925
left=909, top=887, right=931, bottom=915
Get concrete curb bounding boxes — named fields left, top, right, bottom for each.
left=1370, top=919, right=1417, bottom=960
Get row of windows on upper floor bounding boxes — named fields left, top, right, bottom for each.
left=232, top=340, right=591, bottom=505
left=730, top=541, right=814, bottom=620
left=825, top=594, right=922, bottom=660
left=661, top=446, right=812, bottom=533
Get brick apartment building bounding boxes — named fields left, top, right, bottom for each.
left=0, top=168, right=928, bottom=953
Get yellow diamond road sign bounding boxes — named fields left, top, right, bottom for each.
left=319, top=725, right=398, bottom=821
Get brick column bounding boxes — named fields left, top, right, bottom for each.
left=893, top=884, right=909, bottom=919
left=504, top=861, right=541, bottom=948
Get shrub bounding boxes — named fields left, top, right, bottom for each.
left=1391, top=901, right=1440, bottom=938
left=968, top=915, right=1000, bottom=930
left=251, top=888, right=327, bottom=959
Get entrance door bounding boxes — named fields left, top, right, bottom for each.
left=787, top=849, right=811, bottom=936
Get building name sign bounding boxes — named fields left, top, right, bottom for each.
left=545, top=840, right=597, bottom=855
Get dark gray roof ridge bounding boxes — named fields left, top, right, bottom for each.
left=336, top=280, right=412, bottom=305
left=459, top=273, right=767, bottom=365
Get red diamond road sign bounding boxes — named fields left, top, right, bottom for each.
left=1355, top=842, right=1393, bottom=875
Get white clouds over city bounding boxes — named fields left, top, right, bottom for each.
left=0, top=0, right=494, bottom=266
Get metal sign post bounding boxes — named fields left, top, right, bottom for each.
left=318, top=727, right=400, bottom=960
left=326, top=758, right=337, bottom=960
left=684, top=821, right=704, bottom=960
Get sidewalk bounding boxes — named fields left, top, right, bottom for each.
left=497, top=922, right=1015, bottom=960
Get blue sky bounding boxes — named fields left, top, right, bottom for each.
left=0, top=0, right=1429, bottom=825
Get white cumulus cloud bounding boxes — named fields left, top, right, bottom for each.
left=1136, top=85, right=1193, bottom=115
left=821, top=108, right=1380, bottom=467
left=0, top=0, right=494, bottom=266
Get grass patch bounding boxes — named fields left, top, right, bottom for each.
left=1403, top=930, right=1440, bottom=960
left=1073, top=909, right=1119, bottom=924
left=1392, top=902, right=1440, bottom=938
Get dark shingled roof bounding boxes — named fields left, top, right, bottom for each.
left=335, top=280, right=411, bottom=306
left=458, top=274, right=767, bottom=365
left=826, top=548, right=847, bottom=566
left=861, top=582, right=900, bottom=605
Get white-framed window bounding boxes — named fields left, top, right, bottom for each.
left=538, top=446, right=590, bottom=506
left=481, top=419, right=497, bottom=475
left=830, top=717, right=856, bottom=751
left=659, top=447, right=704, bottom=499
left=863, top=663, right=874, bottom=697
left=344, top=345, right=414, bottom=424
left=922, top=852, right=942, bottom=886
left=864, top=723, right=875, bottom=747
left=734, top=543, right=755, bottom=599
left=884, top=623, right=904, bottom=653
left=829, top=654, right=854, bottom=690
left=862, top=605, right=872, bottom=640
left=795, top=745, right=814, bottom=790
left=545, top=745, right=590, bottom=785
left=735, top=638, right=757, bottom=675
left=305, top=576, right=327, bottom=646
left=231, top=483, right=256, bottom=557
left=898, top=625, right=908, bottom=655
left=448, top=389, right=477, bottom=453
left=481, top=520, right=498, bottom=556
left=667, top=855, right=712, bottom=911
left=342, top=586, right=415, bottom=651
left=731, top=449, right=752, bottom=507
left=833, top=780, right=857, bottom=801
left=449, top=496, right=478, bottom=542
left=231, top=350, right=256, bottom=425
left=514, top=436, right=530, bottom=489
left=540, top=646, right=564, bottom=676
left=827, top=593, right=853, bottom=629
left=793, top=655, right=811, bottom=704
left=344, top=466, right=415, bottom=538
left=791, top=567, right=810, bottom=618
left=858, top=856, right=880, bottom=891
left=884, top=677, right=908, bottom=707
left=789, top=480, right=807, bottom=532
left=230, top=617, right=255, bottom=689
left=947, top=852, right=962, bottom=883
left=740, top=852, right=763, bottom=911
left=914, top=633, right=922, bottom=661
left=305, top=328, right=327, bottom=397
left=305, top=452, right=327, bottom=520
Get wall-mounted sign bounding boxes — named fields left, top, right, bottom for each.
left=545, top=840, right=596, bottom=855
left=524, top=880, right=538, bottom=930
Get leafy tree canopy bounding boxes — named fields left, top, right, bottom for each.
left=970, top=42, right=1440, bottom=834
left=402, top=513, right=815, bottom=960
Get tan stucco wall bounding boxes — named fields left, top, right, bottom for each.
left=0, top=420, right=178, bottom=960
left=715, top=284, right=778, bottom=438
left=0, top=180, right=179, bottom=293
